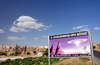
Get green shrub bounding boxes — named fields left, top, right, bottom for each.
left=27, top=52, right=30, bottom=55
left=0, top=52, right=7, bottom=56
left=5, top=52, right=7, bottom=56
left=93, top=46, right=96, bottom=49
left=0, top=56, right=64, bottom=65
left=10, top=53, right=14, bottom=56
left=43, top=49, right=48, bottom=56
left=33, top=51, right=36, bottom=54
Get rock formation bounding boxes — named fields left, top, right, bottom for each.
left=50, top=44, right=56, bottom=55
left=55, top=42, right=64, bottom=55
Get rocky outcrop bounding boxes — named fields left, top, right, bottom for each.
left=55, top=42, right=64, bottom=55
left=50, top=42, right=64, bottom=55
left=50, top=44, right=56, bottom=55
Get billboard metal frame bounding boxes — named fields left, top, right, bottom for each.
left=88, top=30, right=95, bottom=65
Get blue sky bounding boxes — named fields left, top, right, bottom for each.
left=0, top=0, right=100, bottom=46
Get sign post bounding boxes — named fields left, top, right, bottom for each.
left=48, top=30, right=95, bottom=65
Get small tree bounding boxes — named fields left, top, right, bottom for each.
left=10, top=53, right=14, bottom=56
left=0, top=52, right=7, bottom=56
left=33, top=51, right=36, bottom=54
left=24, top=46, right=27, bottom=54
left=43, top=49, right=48, bottom=56
left=27, top=52, right=30, bottom=55
left=93, top=46, right=96, bottom=49
left=15, top=44, right=18, bottom=56
left=5, top=52, right=7, bottom=56
left=18, top=50, right=21, bottom=54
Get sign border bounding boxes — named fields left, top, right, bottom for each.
left=48, top=30, right=95, bottom=65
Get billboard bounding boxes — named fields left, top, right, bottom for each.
left=48, top=31, right=92, bottom=58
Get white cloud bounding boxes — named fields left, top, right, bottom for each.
left=72, top=25, right=87, bottom=29
left=72, top=25, right=89, bottom=31
left=50, top=25, right=52, bottom=27
left=81, top=28, right=89, bottom=31
left=43, top=36, right=46, bottom=38
left=9, top=15, right=52, bottom=32
left=34, top=38, right=38, bottom=40
left=13, top=21, right=16, bottom=25
left=20, top=37, right=26, bottom=40
left=9, top=26, right=29, bottom=32
left=44, top=28, right=46, bottom=30
left=0, top=29, right=5, bottom=33
left=94, top=27, right=99, bottom=30
left=7, top=36, right=26, bottom=40
left=38, top=30, right=43, bottom=31
left=72, top=27, right=76, bottom=29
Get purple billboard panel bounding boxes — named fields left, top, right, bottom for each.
left=49, top=31, right=92, bottom=57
